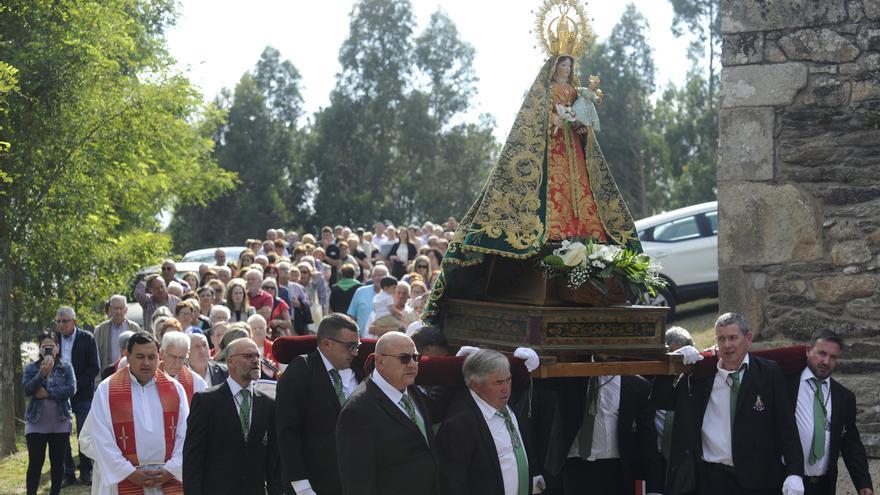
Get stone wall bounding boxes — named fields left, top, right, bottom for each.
left=719, top=0, right=880, bottom=454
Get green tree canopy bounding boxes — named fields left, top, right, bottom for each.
left=306, top=1, right=496, bottom=228
left=169, top=46, right=308, bottom=252
left=0, top=0, right=234, bottom=453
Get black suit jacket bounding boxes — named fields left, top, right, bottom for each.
left=277, top=350, right=364, bottom=494
left=206, top=361, right=228, bottom=387
left=651, top=355, right=804, bottom=494
left=336, top=376, right=438, bottom=495
left=786, top=372, right=873, bottom=495
left=436, top=390, right=541, bottom=495
left=543, top=375, right=663, bottom=493
left=61, top=328, right=100, bottom=404
left=183, top=381, right=280, bottom=495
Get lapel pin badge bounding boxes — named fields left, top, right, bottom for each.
left=753, top=394, right=765, bottom=412
left=262, top=431, right=269, bottom=446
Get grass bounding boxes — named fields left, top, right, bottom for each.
left=0, top=424, right=90, bottom=495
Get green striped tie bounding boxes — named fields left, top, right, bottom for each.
left=400, top=393, right=428, bottom=442
left=809, top=378, right=826, bottom=464
left=578, top=376, right=599, bottom=459
left=727, top=366, right=743, bottom=431
left=329, top=368, right=346, bottom=405
left=497, top=408, right=529, bottom=495
left=661, top=410, right=674, bottom=459
left=239, top=389, right=251, bottom=437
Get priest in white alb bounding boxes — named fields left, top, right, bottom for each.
left=80, top=331, right=188, bottom=495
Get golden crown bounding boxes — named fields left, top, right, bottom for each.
left=534, top=0, right=592, bottom=59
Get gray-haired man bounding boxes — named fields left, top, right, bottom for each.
left=93, top=295, right=142, bottom=372
left=436, top=349, right=545, bottom=495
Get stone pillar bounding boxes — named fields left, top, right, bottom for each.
left=719, top=0, right=880, bottom=454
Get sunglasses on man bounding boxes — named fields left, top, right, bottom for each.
left=378, top=352, right=421, bottom=365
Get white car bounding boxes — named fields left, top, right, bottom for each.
left=635, top=201, right=718, bottom=317
left=181, top=246, right=246, bottom=264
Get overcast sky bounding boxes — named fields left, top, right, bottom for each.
left=166, top=0, right=693, bottom=136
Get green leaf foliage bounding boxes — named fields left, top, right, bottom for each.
left=306, top=0, right=496, bottom=228
left=169, top=46, right=307, bottom=251
left=0, top=0, right=234, bottom=334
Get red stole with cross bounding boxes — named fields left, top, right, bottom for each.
left=108, top=367, right=183, bottom=495
left=158, top=362, right=194, bottom=404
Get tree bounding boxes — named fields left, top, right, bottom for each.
left=646, top=71, right=718, bottom=210
left=170, top=46, right=307, bottom=251
left=669, top=0, right=721, bottom=112
left=307, top=2, right=495, bottom=228
left=578, top=4, right=656, bottom=217
left=0, top=0, right=234, bottom=454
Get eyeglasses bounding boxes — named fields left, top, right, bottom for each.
left=327, top=337, right=360, bottom=353
left=229, top=353, right=260, bottom=361
left=416, top=265, right=428, bottom=270
left=378, top=352, right=420, bottom=365
left=263, top=286, right=276, bottom=291
left=55, top=319, right=72, bottom=324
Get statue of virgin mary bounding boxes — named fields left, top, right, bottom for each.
left=424, top=0, right=640, bottom=323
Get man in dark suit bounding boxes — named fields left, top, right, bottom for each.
left=654, top=327, right=695, bottom=491
left=183, top=337, right=280, bottom=495
left=788, top=329, right=873, bottom=495
left=651, top=312, right=805, bottom=495
left=277, top=313, right=364, bottom=495
left=436, top=349, right=545, bottom=495
left=336, top=331, right=437, bottom=495
left=56, top=306, right=100, bottom=487
left=543, top=370, right=662, bottom=495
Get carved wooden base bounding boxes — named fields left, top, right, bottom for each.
left=442, top=298, right=669, bottom=361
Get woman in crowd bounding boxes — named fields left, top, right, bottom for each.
left=174, top=300, right=202, bottom=335
left=387, top=228, right=417, bottom=279
left=225, top=278, right=255, bottom=323
left=207, top=279, right=226, bottom=306
left=238, top=249, right=256, bottom=269
left=297, top=260, right=323, bottom=332
left=23, top=331, right=76, bottom=495
left=181, top=271, right=199, bottom=291
left=196, top=286, right=214, bottom=330
left=247, top=314, right=279, bottom=379
left=261, top=277, right=291, bottom=338
left=406, top=255, right=434, bottom=288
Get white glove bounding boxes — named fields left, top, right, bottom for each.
left=531, top=475, right=546, bottom=494
left=673, top=345, right=704, bottom=365
left=455, top=345, right=480, bottom=358
left=782, top=475, right=804, bottom=495
left=514, top=347, right=540, bottom=372
left=292, top=479, right=317, bottom=495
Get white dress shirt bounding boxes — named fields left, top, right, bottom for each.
left=795, top=367, right=832, bottom=476
left=60, top=328, right=77, bottom=364
left=568, top=375, right=621, bottom=460
left=701, top=353, right=750, bottom=466
left=319, top=349, right=357, bottom=399
left=372, top=370, right=424, bottom=425
left=226, top=377, right=254, bottom=437
left=471, top=390, right=524, bottom=495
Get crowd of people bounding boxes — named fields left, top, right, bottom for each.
left=20, top=221, right=875, bottom=495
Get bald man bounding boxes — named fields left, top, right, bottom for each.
left=183, top=338, right=280, bottom=494
left=336, top=332, right=438, bottom=495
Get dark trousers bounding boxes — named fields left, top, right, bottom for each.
left=63, top=399, right=92, bottom=478
left=803, top=475, right=832, bottom=495
left=26, top=432, right=68, bottom=495
left=698, top=461, right=777, bottom=495
left=562, top=458, right=630, bottom=495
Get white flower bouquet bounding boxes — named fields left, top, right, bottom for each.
left=539, top=239, right=666, bottom=304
